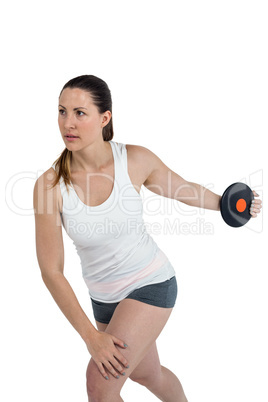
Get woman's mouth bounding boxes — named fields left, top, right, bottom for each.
left=65, top=135, right=79, bottom=141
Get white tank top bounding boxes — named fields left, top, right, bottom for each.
left=52, top=141, right=175, bottom=303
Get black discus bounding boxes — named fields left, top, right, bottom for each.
left=220, top=182, right=254, bottom=228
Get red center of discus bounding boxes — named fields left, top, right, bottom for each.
left=236, top=198, right=247, bottom=213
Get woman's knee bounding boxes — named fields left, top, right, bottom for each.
left=86, top=358, right=122, bottom=401
left=86, top=359, right=105, bottom=401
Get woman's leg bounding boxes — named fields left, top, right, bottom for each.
left=128, top=342, right=188, bottom=402
left=96, top=321, right=187, bottom=401
left=86, top=299, right=188, bottom=402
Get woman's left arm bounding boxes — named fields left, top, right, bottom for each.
left=138, top=146, right=261, bottom=216
left=141, top=146, right=220, bottom=211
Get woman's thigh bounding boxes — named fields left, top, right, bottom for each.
left=105, top=299, right=172, bottom=370
left=95, top=320, right=162, bottom=384
left=87, top=299, right=173, bottom=394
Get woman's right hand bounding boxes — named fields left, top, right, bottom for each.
left=86, top=330, right=129, bottom=380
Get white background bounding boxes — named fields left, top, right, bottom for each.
left=1, top=1, right=267, bottom=401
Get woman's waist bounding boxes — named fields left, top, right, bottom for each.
left=83, top=256, right=175, bottom=301
left=82, top=245, right=171, bottom=285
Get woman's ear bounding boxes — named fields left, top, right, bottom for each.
left=101, top=111, right=112, bottom=128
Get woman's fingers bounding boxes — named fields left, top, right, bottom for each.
left=250, top=190, right=262, bottom=217
left=97, top=358, right=127, bottom=380
left=110, top=335, right=129, bottom=368
left=250, top=205, right=261, bottom=217
left=97, top=359, right=127, bottom=381
left=87, top=331, right=130, bottom=380
left=99, top=354, right=128, bottom=380
left=104, top=346, right=129, bottom=379
left=97, top=362, right=109, bottom=380
left=104, top=361, right=120, bottom=379
left=111, top=334, right=128, bottom=349
left=113, top=354, right=129, bottom=372
left=104, top=359, right=126, bottom=379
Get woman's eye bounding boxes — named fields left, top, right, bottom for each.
left=58, top=109, right=85, bottom=117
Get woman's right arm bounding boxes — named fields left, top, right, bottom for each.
left=33, top=169, right=129, bottom=379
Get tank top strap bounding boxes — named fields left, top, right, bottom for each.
left=116, top=141, right=127, bottom=167
left=109, top=141, right=129, bottom=181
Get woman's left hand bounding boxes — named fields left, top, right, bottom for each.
left=250, top=191, right=262, bottom=218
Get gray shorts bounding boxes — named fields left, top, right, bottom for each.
left=91, top=276, right=177, bottom=324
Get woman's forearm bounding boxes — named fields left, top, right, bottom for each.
left=42, top=271, right=97, bottom=344
left=179, top=181, right=221, bottom=211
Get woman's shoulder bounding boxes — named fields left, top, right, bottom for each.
left=125, top=143, right=153, bottom=159
left=35, top=166, right=58, bottom=189
left=125, top=143, right=160, bottom=168
left=34, top=167, right=63, bottom=213
left=123, top=143, right=160, bottom=187
left=113, top=141, right=153, bottom=158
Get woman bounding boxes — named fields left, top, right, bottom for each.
left=33, top=75, right=261, bottom=402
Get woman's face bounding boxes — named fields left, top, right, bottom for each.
left=58, top=87, right=111, bottom=149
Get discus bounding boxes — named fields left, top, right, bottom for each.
left=220, top=182, right=254, bottom=228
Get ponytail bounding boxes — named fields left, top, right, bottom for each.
left=50, top=148, right=72, bottom=194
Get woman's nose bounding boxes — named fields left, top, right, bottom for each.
left=64, top=114, right=76, bottom=130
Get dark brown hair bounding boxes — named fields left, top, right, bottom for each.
left=50, top=75, right=113, bottom=192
